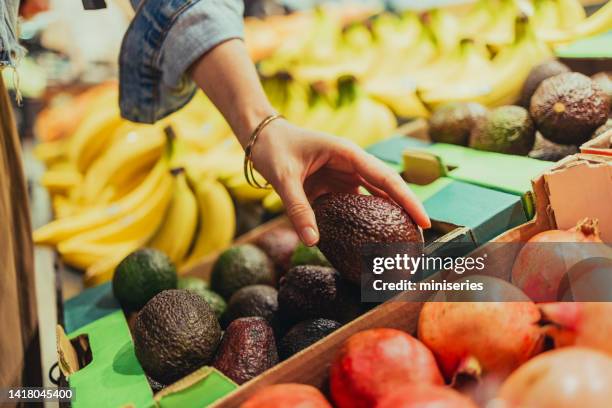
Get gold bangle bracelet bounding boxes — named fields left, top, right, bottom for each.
left=243, top=113, right=284, bottom=189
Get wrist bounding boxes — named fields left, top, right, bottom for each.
left=234, top=105, right=278, bottom=149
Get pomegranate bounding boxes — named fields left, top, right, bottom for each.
left=375, top=384, right=477, bottom=408
left=240, top=383, right=331, bottom=408
left=511, top=218, right=612, bottom=302
left=330, top=328, right=443, bottom=408
left=418, top=301, right=543, bottom=381
left=541, top=302, right=612, bottom=355
left=498, top=347, right=612, bottom=408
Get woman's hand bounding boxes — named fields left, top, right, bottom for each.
left=251, top=119, right=431, bottom=246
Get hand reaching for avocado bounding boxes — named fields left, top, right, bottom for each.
left=191, top=39, right=430, bottom=246
left=250, top=119, right=431, bottom=245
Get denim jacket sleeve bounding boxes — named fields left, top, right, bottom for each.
left=120, top=0, right=244, bottom=123
left=0, top=0, right=26, bottom=68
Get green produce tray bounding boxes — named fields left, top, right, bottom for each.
left=65, top=310, right=237, bottom=408
left=367, top=135, right=431, bottom=164
left=64, top=282, right=119, bottom=333
left=555, top=31, right=612, bottom=59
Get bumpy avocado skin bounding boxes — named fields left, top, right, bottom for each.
left=530, top=72, right=610, bottom=145
left=210, top=244, right=274, bottom=299
left=277, top=265, right=362, bottom=325
left=187, top=287, right=227, bottom=319
left=469, top=105, right=535, bottom=155
left=428, top=102, right=488, bottom=145
left=313, top=193, right=423, bottom=285
left=278, top=318, right=342, bottom=360
left=133, top=289, right=222, bottom=385
left=212, top=317, right=278, bottom=384
left=223, top=285, right=278, bottom=328
left=520, top=60, right=570, bottom=107
left=255, top=227, right=300, bottom=276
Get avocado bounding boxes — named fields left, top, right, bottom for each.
left=177, top=276, right=208, bottom=291
left=291, top=243, right=331, bottom=268
left=188, top=287, right=227, bottom=319
left=112, top=248, right=177, bottom=311
left=223, top=285, right=278, bottom=328
left=530, top=72, right=610, bottom=145
left=528, top=132, right=579, bottom=161
left=591, top=72, right=612, bottom=107
left=211, top=244, right=274, bottom=299
left=520, top=60, right=570, bottom=107
left=278, top=318, right=341, bottom=360
left=235, top=201, right=265, bottom=236
left=277, top=265, right=362, bottom=324
left=146, top=374, right=165, bottom=393
left=428, top=102, right=488, bottom=145
left=255, top=227, right=300, bottom=276
left=469, top=105, right=535, bottom=155
left=212, top=317, right=278, bottom=384
left=133, top=289, right=222, bottom=384
left=313, top=193, right=423, bottom=285
left=593, top=119, right=612, bottom=138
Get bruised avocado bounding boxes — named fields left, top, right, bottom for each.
left=314, top=193, right=422, bottom=285
left=133, top=289, right=222, bottom=384
left=520, top=60, right=570, bottom=108
left=223, top=284, right=278, bottom=328
left=212, top=317, right=278, bottom=384
left=428, top=102, right=488, bottom=146
left=255, top=227, right=300, bottom=276
left=530, top=72, right=610, bottom=145
left=277, top=265, right=362, bottom=325
left=469, top=105, right=535, bottom=155
left=278, top=318, right=342, bottom=360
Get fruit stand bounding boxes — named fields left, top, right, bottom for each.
left=5, top=0, right=612, bottom=407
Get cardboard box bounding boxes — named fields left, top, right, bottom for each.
left=580, top=128, right=612, bottom=157
left=210, top=153, right=611, bottom=407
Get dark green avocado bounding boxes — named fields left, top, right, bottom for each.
left=313, top=193, right=423, bottom=285
left=187, top=287, right=227, bottom=320
left=469, top=105, right=535, bottom=155
left=520, top=60, right=570, bottom=107
left=223, top=284, right=278, bottom=328
left=530, top=72, right=610, bottom=145
left=133, top=289, right=221, bottom=385
left=212, top=317, right=278, bottom=384
left=210, top=244, right=274, bottom=299
left=278, top=318, right=341, bottom=360
left=112, top=248, right=177, bottom=312
left=277, top=265, right=362, bottom=325
left=428, top=102, right=488, bottom=145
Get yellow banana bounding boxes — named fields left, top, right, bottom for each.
left=149, top=170, right=199, bottom=263
left=57, top=240, right=139, bottom=271
left=181, top=177, right=236, bottom=271
left=34, top=159, right=169, bottom=245
left=540, top=0, right=612, bottom=43
left=58, top=169, right=173, bottom=247
left=262, top=191, right=284, bottom=214
left=556, top=0, right=586, bottom=29
left=33, top=140, right=67, bottom=166
left=83, top=241, right=142, bottom=287
left=40, top=169, right=82, bottom=195
left=225, top=173, right=270, bottom=202
left=68, top=104, right=125, bottom=173
left=79, top=126, right=164, bottom=204
left=423, top=8, right=461, bottom=55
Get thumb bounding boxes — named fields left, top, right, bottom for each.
left=276, top=181, right=319, bottom=246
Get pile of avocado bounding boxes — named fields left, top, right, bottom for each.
left=428, top=60, right=611, bottom=161
left=110, top=227, right=360, bottom=391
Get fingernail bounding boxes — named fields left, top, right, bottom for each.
left=301, top=227, right=319, bottom=246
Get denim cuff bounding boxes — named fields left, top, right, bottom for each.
left=119, top=0, right=244, bottom=124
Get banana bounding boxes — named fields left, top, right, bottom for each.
left=68, top=103, right=125, bottom=173
left=33, top=139, right=67, bottom=166
left=79, top=126, right=164, bottom=204
left=149, top=170, right=198, bottom=263
left=181, top=177, right=236, bottom=271
left=533, top=0, right=562, bottom=33
left=34, top=158, right=169, bottom=245
left=40, top=168, right=82, bottom=195
left=540, top=0, right=612, bottom=43
left=423, top=8, right=461, bottom=55
left=57, top=240, right=139, bottom=271
left=262, top=191, right=284, bottom=213
left=460, top=0, right=494, bottom=39
left=480, top=0, right=519, bottom=47
left=556, top=0, right=586, bottom=29
left=58, top=168, right=173, bottom=248
left=83, top=241, right=141, bottom=287
left=225, top=173, right=270, bottom=202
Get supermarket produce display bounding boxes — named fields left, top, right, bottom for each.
left=9, top=0, right=612, bottom=407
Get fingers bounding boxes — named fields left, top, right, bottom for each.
left=348, top=148, right=431, bottom=229
left=275, top=179, right=320, bottom=246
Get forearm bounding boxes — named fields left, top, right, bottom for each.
left=190, top=39, right=276, bottom=148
